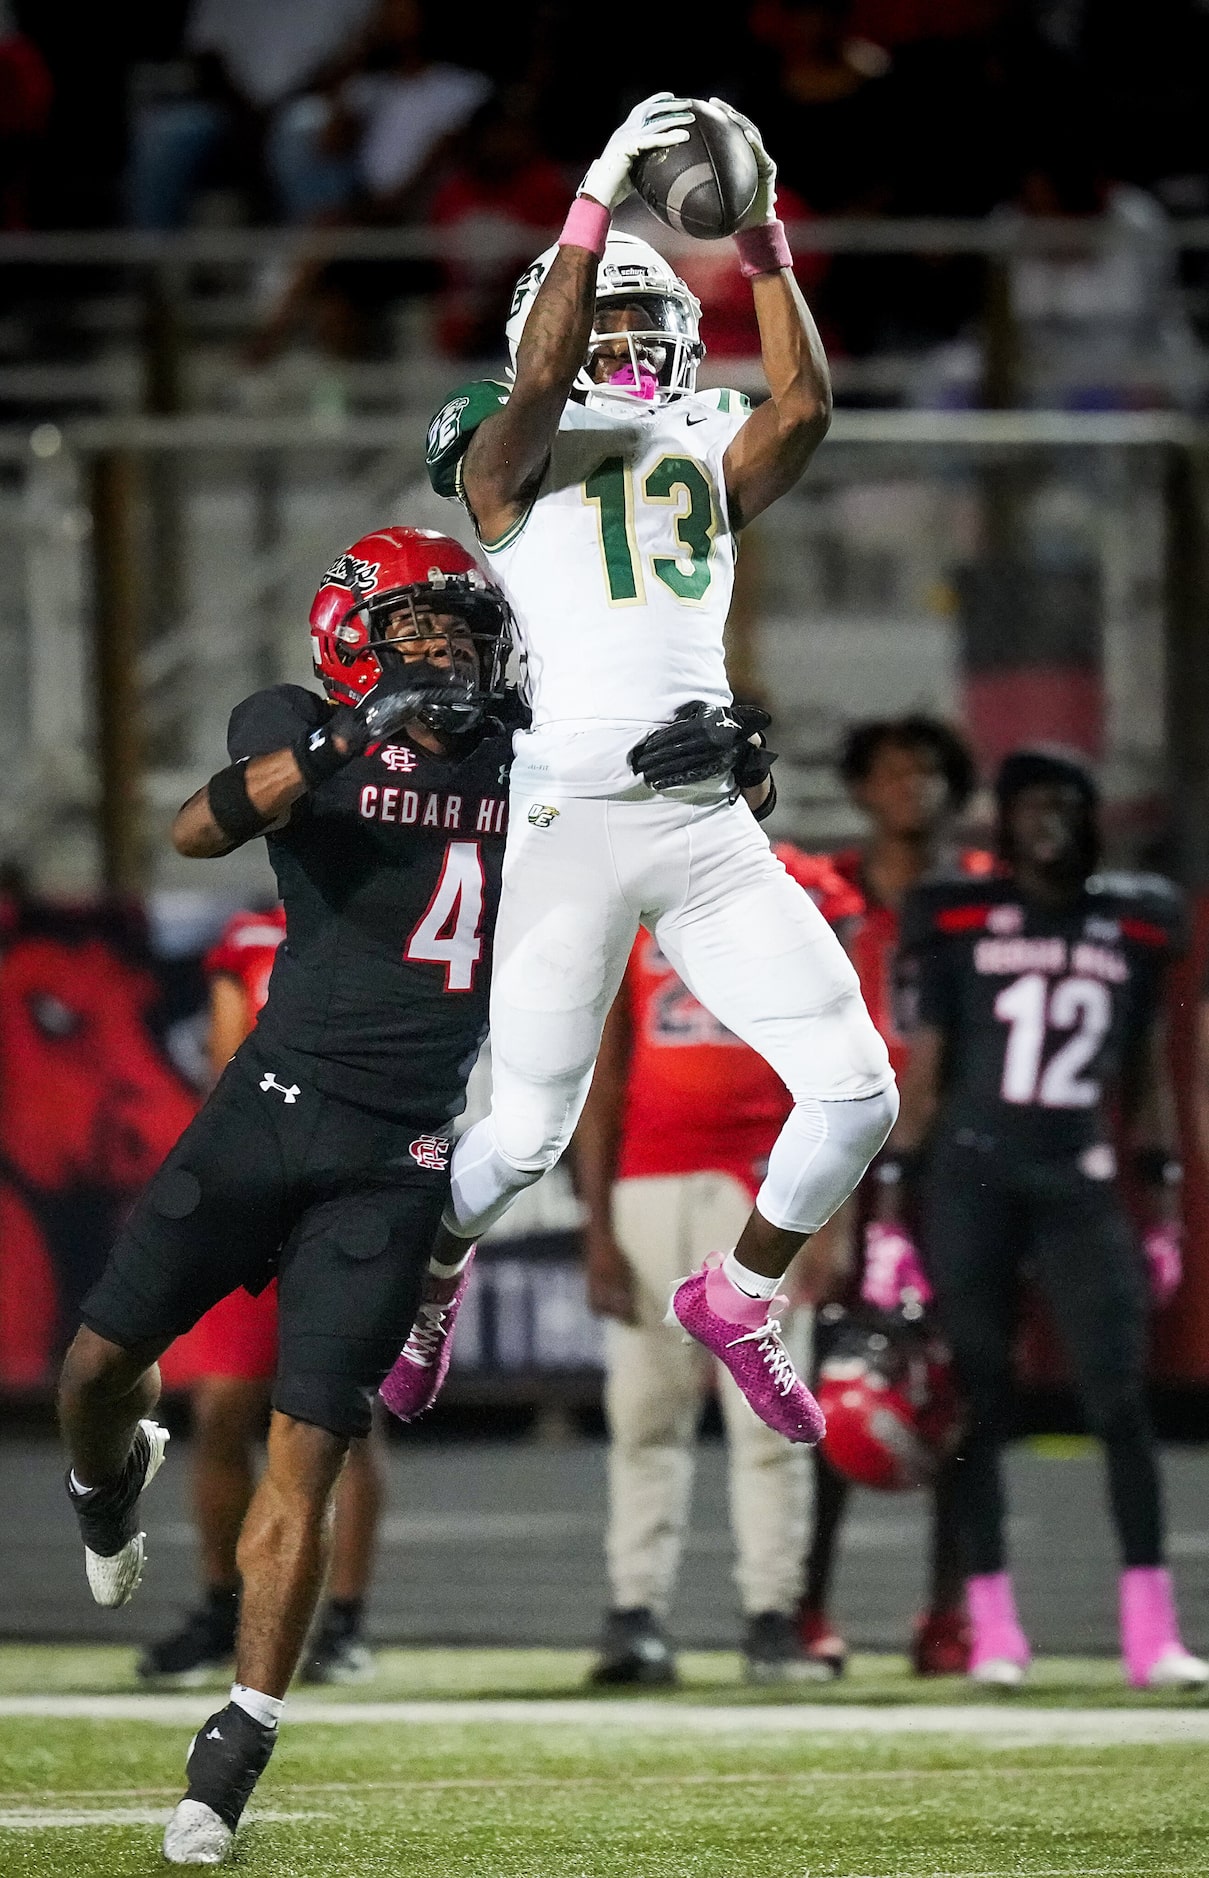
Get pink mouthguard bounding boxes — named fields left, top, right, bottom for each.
left=608, top=361, right=659, bottom=400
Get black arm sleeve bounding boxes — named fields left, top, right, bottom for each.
left=227, top=684, right=329, bottom=763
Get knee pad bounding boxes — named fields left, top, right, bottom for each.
left=756, top=1084, right=898, bottom=1238
left=485, top=1066, right=595, bottom=1174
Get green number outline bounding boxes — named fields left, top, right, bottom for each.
left=582, top=452, right=717, bottom=608
left=644, top=454, right=716, bottom=604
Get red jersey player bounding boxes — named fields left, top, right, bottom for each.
left=576, top=847, right=862, bottom=1685
left=800, top=714, right=986, bottom=1677
left=140, top=906, right=385, bottom=1686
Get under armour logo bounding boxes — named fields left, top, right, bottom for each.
left=409, top=1134, right=451, bottom=1171
left=205, top=1728, right=223, bottom=1741
left=260, top=1072, right=300, bottom=1103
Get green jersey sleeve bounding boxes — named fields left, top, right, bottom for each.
left=424, top=380, right=511, bottom=499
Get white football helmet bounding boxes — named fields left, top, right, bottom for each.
left=504, top=231, right=704, bottom=407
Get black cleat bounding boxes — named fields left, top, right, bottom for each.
left=137, top=1588, right=239, bottom=1686
left=162, top=1701, right=277, bottom=1865
left=300, top=1604, right=375, bottom=1685
left=743, top=1610, right=834, bottom=1685
left=65, top=1419, right=170, bottom=1607
left=588, top=1607, right=677, bottom=1687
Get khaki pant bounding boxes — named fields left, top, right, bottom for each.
left=603, top=1171, right=812, bottom=1619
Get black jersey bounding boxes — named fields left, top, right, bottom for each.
left=228, top=685, right=512, bottom=1124
left=897, top=869, right=1182, bottom=1158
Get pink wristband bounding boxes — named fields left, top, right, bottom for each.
left=559, top=196, right=611, bottom=258
left=735, top=218, right=792, bottom=279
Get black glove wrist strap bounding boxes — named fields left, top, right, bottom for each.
left=293, top=708, right=362, bottom=788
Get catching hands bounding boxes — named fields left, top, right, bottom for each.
left=861, top=1220, right=933, bottom=1313
left=579, top=92, right=693, bottom=211
left=628, top=700, right=775, bottom=792
left=708, top=98, right=777, bottom=227
left=1143, top=1220, right=1182, bottom=1306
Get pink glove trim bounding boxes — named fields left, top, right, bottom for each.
left=560, top=197, right=611, bottom=258
left=735, top=218, right=792, bottom=279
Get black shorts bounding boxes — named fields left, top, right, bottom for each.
left=80, top=1039, right=452, bottom=1436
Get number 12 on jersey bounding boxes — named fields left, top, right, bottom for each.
left=584, top=454, right=717, bottom=606
left=405, top=840, right=485, bottom=991
left=994, top=971, right=1111, bottom=1108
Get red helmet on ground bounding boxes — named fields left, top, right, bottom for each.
left=817, top=1310, right=963, bottom=1492
left=309, top=525, right=512, bottom=718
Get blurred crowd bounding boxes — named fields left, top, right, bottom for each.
left=5, top=0, right=1209, bottom=385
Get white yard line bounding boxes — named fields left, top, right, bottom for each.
left=0, top=1807, right=324, bottom=1829
left=2, top=1695, right=1209, bottom=1743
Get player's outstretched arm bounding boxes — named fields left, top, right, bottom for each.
left=460, top=244, right=600, bottom=546
left=713, top=102, right=831, bottom=529
left=173, top=669, right=469, bottom=857
left=461, top=94, right=692, bottom=545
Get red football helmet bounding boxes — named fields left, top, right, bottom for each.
left=309, top=526, right=512, bottom=718
left=817, top=1310, right=963, bottom=1492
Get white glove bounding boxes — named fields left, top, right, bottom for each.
left=579, top=92, right=694, bottom=211
left=709, top=97, right=778, bottom=226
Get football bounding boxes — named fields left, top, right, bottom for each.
left=632, top=98, right=760, bottom=240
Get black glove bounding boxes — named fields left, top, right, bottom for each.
left=628, top=700, right=775, bottom=793
left=295, top=669, right=475, bottom=786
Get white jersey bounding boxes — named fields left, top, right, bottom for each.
left=426, top=380, right=751, bottom=796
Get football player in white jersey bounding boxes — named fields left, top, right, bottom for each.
left=403, top=93, right=896, bottom=1443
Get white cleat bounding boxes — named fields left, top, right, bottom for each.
left=162, top=1798, right=234, bottom=1865
left=968, top=1656, right=1027, bottom=1689
left=76, top=1418, right=170, bottom=1608
left=1145, top=1646, right=1209, bottom=1690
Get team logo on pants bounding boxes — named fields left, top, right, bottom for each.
left=527, top=804, right=559, bottom=828
left=259, top=1072, right=300, bottom=1104
left=409, top=1134, right=451, bottom=1171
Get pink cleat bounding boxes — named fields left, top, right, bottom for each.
left=966, top=1571, right=1031, bottom=1687
left=666, top=1260, right=825, bottom=1445
left=379, top=1249, right=475, bottom=1422
left=1120, top=1566, right=1209, bottom=1689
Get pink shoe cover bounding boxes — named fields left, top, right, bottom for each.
left=967, top=1571, right=1031, bottom=1673
left=379, top=1248, right=475, bottom=1422
left=1120, top=1566, right=1182, bottom=1688
left=667, top=1261, right=824, bottom=1445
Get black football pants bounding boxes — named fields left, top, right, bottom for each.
left=922, top=1137, right=1162, bottom=1576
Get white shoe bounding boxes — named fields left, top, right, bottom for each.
left=968, top=1656, right=1027, bottom=1688
left=1145, top=1646, right=1209, bottom=1690
left=163, top=1798, right=234, bottom=1865
left=71, top=1419, right=170, bottom=1608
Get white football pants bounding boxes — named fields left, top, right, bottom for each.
left=605, top=1172, right=811, bottom=1617
left=447, top=789, right=895, bottom=1240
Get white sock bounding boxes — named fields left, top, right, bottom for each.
left=230, top=1684, right=284, bottom=1730
left=428, top=1243, right=474, bottom=1280
left=721, top=1251, right=780, bottom=1301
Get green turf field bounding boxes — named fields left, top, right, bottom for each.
left=3, top=1646, right=1208, bottom=1876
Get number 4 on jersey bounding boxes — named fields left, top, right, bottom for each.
left=406, top=840, right=485, bottom=991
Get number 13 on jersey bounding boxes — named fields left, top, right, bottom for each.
left=583, top=454, right=717, bottom=606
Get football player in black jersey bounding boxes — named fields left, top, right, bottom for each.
left=56, top=527, right=517, bottom=1865
left=879, top=746, right=1206, bottom=1689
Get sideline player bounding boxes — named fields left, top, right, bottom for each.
left=801, top=715, right=985, bottom=1676
left=881, top=746, right=1207, bottom=1688
left=56, top=528, right=516, bottom=1863
left=140, top=905, right=385, bottom=1687
left=420, top=93, right=896, bottom=1441
left=577, top=849, right=862, bottom=1685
